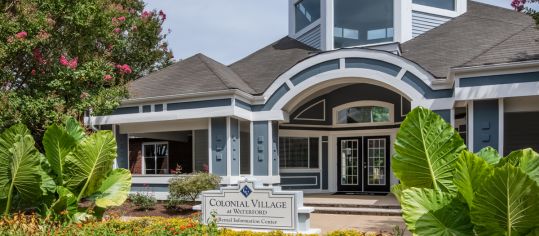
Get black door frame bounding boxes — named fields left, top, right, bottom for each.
left=337, top=136, right=391, bottom=193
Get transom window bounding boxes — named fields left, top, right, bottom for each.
left=413, top=0, right=455, bottom=11
left=279, top=137, right=319, bottom=169
left=333, top=101, right=394, bottom=126
left=295, top=0, right=321, bottom=33
left=143, top=142, right=169, bottom=174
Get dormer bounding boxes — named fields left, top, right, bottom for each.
left=289, top=0, right=468, bottom=51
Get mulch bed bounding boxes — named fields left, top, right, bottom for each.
left=108, top=202, right=198, bottom=218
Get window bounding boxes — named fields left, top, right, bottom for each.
left=295, top=0, right=321, bottom=33
left=413, top=0, right=455, bottom=11
left=143, top=142, right=169, bottom=174
left=334, top=0, right=394, bottom=48
left=279, top=137, right=319, bottom=169
left=337, top=106, right=391, bottom=125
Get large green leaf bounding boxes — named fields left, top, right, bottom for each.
left=64, top=131, right=117, bottom=201
left=401, top=188, right=474, bottom=236
left=498, top=149, right=539, bottom=186
left=91, top=169, right=132, bottom=208
left=391, top=184, right=407, bottom=203
left=43, top=124, right=77, bottom=183
left=471, top=165, right=539, bottom=236
left=0, top=134, right=43, bottom=215
left=475, top=147, right=501, bottom=165
left=64, top=117, right=86, bottom=142
left=453, top=151, right=494, bottom=208
left=393, top=107, right=466, bottom=192
left=50, top=186, right=77, bottom=215
left=0, top=125, right=31, bottom=199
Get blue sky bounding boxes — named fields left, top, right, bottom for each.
left=144, top=0, right=522, bottom=65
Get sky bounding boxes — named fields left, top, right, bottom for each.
left=143, top=0, right=523, bottom=65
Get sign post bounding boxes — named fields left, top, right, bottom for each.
left=193, top=179, right=320, bottom=234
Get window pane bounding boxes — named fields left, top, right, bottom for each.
left=337, top=106, right=390, bottom=124
left=156, top=144, right=168, bottom=157
left=413, top=0, right=455, bottom=11
left=295, top=0, right=321, bottom=33
left=288, top=138, right=309, bottom=168
left=372, top=107, right=390, bottom=122
left=144, top=157, right=155, bottom=174
left=334, top=0, right=394, bottom=48
left=144, top=144, right=155, bottom=157
left=309, top=138, right=319, bottom=168
left=279, top=137, right=287, bottom=168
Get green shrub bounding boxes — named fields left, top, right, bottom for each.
left=129, top=192, right=157, bottom=211
left=168, top=172, right=221, bottom=202
left=392, top=107, right=539, bottom=235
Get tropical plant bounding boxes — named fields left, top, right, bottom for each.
left=0, top=118, right=131, bottom=222
left=392, top=107, right=539, bottom=235
left=168, top=172, right=221, bottom=202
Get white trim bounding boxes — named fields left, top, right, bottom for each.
left=192, top=130, right=196, bottom=172
left=468, top=101, right=474, bottom=152
left=268, top=120, right=273, bottom=177
left=450, top=108, right=455, bottom=128
left=280, top=176, right=318, bottom=187
left=112, top=125, right=119, bottom=169
left=293, top=99, right=326, bottom=121
left=226, top=117, right=232, bottom=178
left=208, top=118, right=213, bottom=173
left=332, top=100, right=395, bottom=127
left=274, top=69, right=425, bottom=112
left=250, top=121, right=254, bottom=176
left=455, top=82, right=539, bottom=101
left=498, top=98, right=504, bottom=155
left=411, top=3, right=460, bottom=18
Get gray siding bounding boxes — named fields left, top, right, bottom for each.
left=211, top=118, right=227, bottom=176
left=412, top=11, right=451, bottom=38
left=272, top=122, right=279, bottom=175
left=402, top=72, right=453, bottom=99
left=345, top=58, right=401, bottom=77
left=459, top=72, right=539, bottom=87
left=473, top=100, right=499, bottom=152
left=252, top=121, right=269, bottom=176
left=194, top=130, right=209, bottom=172
left=115, top=125, right=128, bottom=169
left=230, top=118, right=240, bottom=176
left=433, top=109, right=451, bottom=123
left=296, top=25, right=321, bottom=49
left=290, top=60, right=340, bottom=86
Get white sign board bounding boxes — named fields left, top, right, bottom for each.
left=200, top=181, right=297, bottom=230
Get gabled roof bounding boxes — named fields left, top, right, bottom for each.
left=128, top=53, right=254, bottom=100
left=230, top=37, right=319, bottom=94
left=401, top=1, right=538, bottom=78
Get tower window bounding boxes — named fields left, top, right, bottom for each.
left=295, top=0, right=321, bottom=33
left=413, top=0, right=456, bottom=11
left=334, top=0, right=394, bottom=48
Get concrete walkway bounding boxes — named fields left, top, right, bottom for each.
left=304, top=193, right=400, bottom=207
left=311, top=213, right=409, bottom=235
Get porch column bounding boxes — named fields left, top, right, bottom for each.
left=469, top=99, right=501, bottom=152
left=114, top=125, right=129, bottom=169
left=252, top=121, right=270, bottom=176
left=210, top=117, right=228, bottom=176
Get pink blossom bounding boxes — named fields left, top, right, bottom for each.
left=33, top=48, right=45, bottom=64
left=103, top=74, right=113, bottom=81
left=117, top=16, right=126, bottom=22
left=67, top=57, right=78, bottom=69
left=15, top=31, right=27, bottom=39
left=31, top=69, right=36, bottom=76
left=158, top=10, right=166, bottom=21
left=59, top=55, right=69, bottom=66
left=115, top=64, right=132, bottom=74
left=113, top=28, right=121, bottom=34
left=141, top=11, right=151, bottom=19
left=131, top=25, right=138, bottom=31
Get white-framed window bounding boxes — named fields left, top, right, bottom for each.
left=333, top=101, right=394, bottom=127
left=279, top=137, right=319, bottom=169
left=294, top=0, right=321, bottom=33
left=142, top=142, right=169, bottom=174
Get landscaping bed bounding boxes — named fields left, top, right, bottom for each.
left=107, top=201, right=198, bottom=218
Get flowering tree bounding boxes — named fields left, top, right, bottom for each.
left=0, top=0, right=173, bottom=140
left=512, top=0, right=539, bottom=23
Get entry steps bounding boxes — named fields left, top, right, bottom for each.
left=304, top=202, right=402, bottom=216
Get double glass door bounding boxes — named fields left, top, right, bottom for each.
left=337, top=136, right=390, bottom=192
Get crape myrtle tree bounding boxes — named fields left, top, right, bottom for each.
left=512, top=0, right=539, bottom=23
left=0, top=0, right=173, bottom=142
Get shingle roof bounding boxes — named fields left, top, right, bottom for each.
left=401, top=1, right=537, bottom=78
left=230, top=37, right=319, bottom=94
left=128, top=53, right=254, bottom=99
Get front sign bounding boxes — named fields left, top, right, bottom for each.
left=200, top=181, right=297, bottom=230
